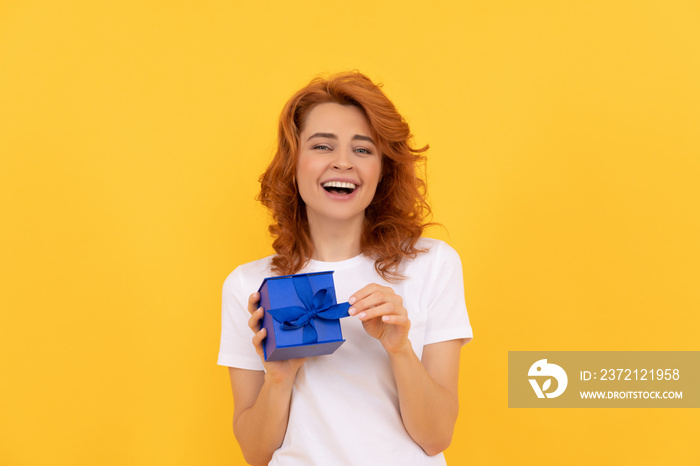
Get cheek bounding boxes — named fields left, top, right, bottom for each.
left=295, top=155, right=321, bottom=202
left=296, top=156, right=315, bottom=183
left=364, top=159, right=383, bottom=188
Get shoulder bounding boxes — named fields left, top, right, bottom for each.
left=412, top=237, right=462, bottom=267
left=399, top=237, right=463, bottom=281
left=223, top=255, right=275, bottom=294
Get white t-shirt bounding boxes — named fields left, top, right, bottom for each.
left=218, top=237, right=473, bottom=465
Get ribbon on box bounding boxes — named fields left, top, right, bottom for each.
left=267, top=275, right=350, bottom=344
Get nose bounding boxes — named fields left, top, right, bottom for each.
left=332, top=147, right=354, bottom=171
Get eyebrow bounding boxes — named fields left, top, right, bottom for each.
left=307, top=132, right=376, bottom=145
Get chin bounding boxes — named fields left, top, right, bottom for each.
left=306, top=207, right=366, bottom=224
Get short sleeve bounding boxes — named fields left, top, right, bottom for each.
left=423, top=241, right=473, bottom=346
left=217, top=267, right=265, bottom=370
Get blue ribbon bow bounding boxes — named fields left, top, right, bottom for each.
left=267, top=275, right=350, bottom=344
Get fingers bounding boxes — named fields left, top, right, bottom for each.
left=246, top=291, right=267, bottom=357
left=247, top=292, right=260, bottom=315
left=348, top=283, right=386, bottom=306
left=380, top=314, right=411, bottom=328
left=251, top=326, right=267, bottom=357
left=349, top=285, right=404, bottom=318
left=247, top=291, right=268, bottom=359
left=352, top=301, right=405, bottom=323
left=248, top=306, right=264, bottom=332
left=348, top=284, right=411, bottom=352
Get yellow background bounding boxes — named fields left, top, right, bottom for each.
left=1, top=1, right=698, bottom=464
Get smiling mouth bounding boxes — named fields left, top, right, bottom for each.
left=321, top=181, right=357, bottom=195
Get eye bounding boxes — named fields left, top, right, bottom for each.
left=354, top=147, right=373, bottom=155
left=312, top=144, right=332, bottom=151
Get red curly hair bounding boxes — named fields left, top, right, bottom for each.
left=258, top=71, right=433, bottom=281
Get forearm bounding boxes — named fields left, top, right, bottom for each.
left=388, top=343, right=458, bottom=456
left=233, top=374, right=295, bottom=466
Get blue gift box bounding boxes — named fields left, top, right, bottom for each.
left=258, top=271, right=350, bottom=361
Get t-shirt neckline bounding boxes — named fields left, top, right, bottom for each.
left=307, top=253, right=367, bottom=271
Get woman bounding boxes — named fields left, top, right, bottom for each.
left=218, top=71, right=472, bottom=465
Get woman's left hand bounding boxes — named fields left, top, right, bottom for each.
left=348, top=284, right=411, bottom=354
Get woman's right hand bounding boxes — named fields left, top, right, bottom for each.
left=230, top=292, right=305, bottom=465
left=247, top=291, right=307, bottom=384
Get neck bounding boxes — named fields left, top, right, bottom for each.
left=307, top=213, right=364, bottom=262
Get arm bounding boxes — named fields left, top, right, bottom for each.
left=228, top=292, right=306, bottom=466
left=349, top=284, right=462, bottom=456
left=387, top=340, right=461, bottom=455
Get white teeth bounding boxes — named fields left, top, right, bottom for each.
left=322, top=181, right=357, bottom=189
